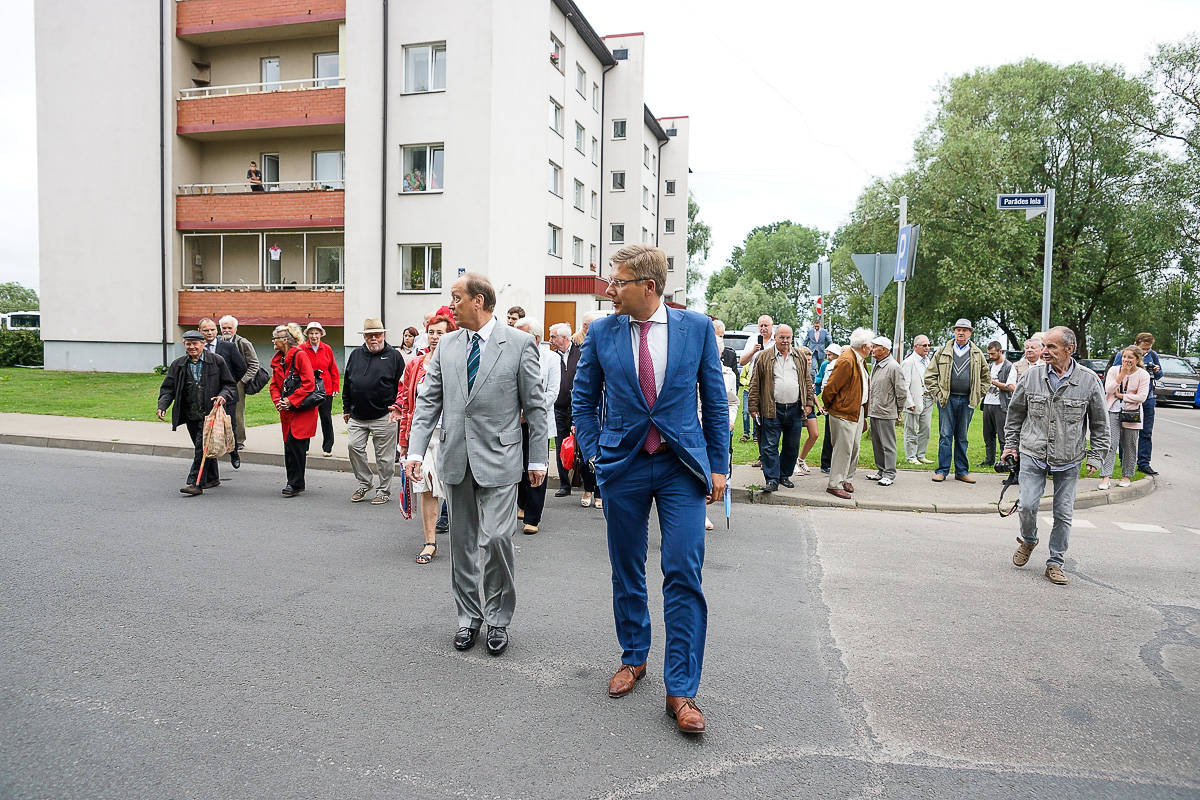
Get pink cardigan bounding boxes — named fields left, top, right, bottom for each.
left=1104, top=366, right=1150, bottom=430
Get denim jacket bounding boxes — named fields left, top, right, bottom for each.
left=1003, top=363, right=1110, bottom=468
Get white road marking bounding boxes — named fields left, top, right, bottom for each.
left=1113, top=522, right=1170, bottom=533
left=1186, top=528, right=1200, bottom=536
left=1160, top=417, right=1200, bottom=431
left=1041, top=515, right=1095, bottom=528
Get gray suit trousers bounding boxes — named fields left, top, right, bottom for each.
left=445, top=459, right=518, bottom=629
left=869, top=416, right=898, bottom=479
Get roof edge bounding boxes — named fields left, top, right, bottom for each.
left=644, top=105, right=669, bottom=143
left=552, top=0, right=617, bottom=67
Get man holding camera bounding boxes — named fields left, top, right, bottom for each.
left=1003, top=326, right=1109, bottom=586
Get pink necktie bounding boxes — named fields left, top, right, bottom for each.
left=637, top=321, right=661, bottom=453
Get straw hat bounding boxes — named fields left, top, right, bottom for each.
left=305, top=321, right=326, bottom=333
left=358, top=317, right=387, bottom=334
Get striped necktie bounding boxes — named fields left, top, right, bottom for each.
left=466, top=332, right=480, bottom=393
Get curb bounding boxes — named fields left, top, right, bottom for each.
left=1, top=433, right=1156, bottom=513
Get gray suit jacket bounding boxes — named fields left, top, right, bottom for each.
left=407, top=321, right=548, bottom=488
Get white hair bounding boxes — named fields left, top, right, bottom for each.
left=219, top=315, right=238, bottom=328
left=582, top=310, right=606, bottom=324
left=516, top=317, right=542, bottom=342
left=849, top=327, right=875, bottom=349
left=712, top=319, right=726, bottom=334
left=549, top=322, right=572, bottom=338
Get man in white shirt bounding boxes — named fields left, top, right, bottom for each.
left=901, top=335, right=933, bottom=464
left=514, top=317, right=560, bottom=534
left=980, top=340, right=1016, bottom=467
left=738, top=315, right=775, bottom=450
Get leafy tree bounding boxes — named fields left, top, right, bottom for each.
left=704, top=220, right=828, bottom=321
left=707, top=276, right=796, bottom=331
left=0, top=282, right=39, bottom=314
left=703, top=265, right=738, bottom=307
left=686, top=192, right=712, bottom=306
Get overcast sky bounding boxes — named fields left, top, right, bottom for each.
left=3, top=0, right=1197, bottom=293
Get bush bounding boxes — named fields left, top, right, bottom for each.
left=0, top=330, right=43, bottom=368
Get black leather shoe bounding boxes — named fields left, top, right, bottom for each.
left=554, top=486, right=572, bottom=497
left=762, top=482, right=778, bottom=493
left=1140, top=466, right=1158, bottom=475
left=282, top=485, right=302, bottom=496
left=779, top=478, right=795, bottom=489
left=454, top=627, right=479, bottom=651
left=230, top=450, right=241, bottom=469
left=486, top=625, right=509, bottom=655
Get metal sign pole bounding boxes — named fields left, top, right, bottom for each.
left=1041, top=189, right=1055, bottom=332
left=895, top=196, right=907, bottom=353
left=872, top=254, right=880, bottom=332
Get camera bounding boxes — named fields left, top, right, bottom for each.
left=994, top=453, right=1019, bottom=474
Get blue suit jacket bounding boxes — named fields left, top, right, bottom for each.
left=572, top=306, right=727, bottom=490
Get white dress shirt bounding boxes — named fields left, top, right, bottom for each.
left=629, top=301, right=669, bottom=396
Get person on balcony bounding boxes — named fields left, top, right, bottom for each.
left=247, top=161, right=264, bottom=192
left=303, top=321, right=341, bottom=457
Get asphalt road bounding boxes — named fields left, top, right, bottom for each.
left=2, top=405, right=1198, bottom=798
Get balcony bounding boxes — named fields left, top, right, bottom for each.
left=178, top=289, right=344, bottom=328
left=177, top=182, right=344, bottom=230
left=176, top=0, right=345, bottom=46
left=177, top=78, right=344, bottom=140
left=180, top=230, right=343, bottom=290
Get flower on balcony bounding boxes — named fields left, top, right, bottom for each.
left=589, top=262, right=597, bottom=271
left=550, top=52, right=560, bottom=67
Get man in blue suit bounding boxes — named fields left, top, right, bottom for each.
left=572, top=243, right=728, bottom=735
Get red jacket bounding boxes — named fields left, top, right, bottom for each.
left=396, top=355, right=428, bottom=449
left=270, top=347, right=319, bottom=440
left=302, top=340, right=340, bottom=394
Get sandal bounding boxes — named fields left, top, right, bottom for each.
left=416, top=542, right=437, bottom=564
left=739, top=434, right=751, bottom=443
left=581, top=493, right=593, bottom=507
left=796, top=462, right=811, bottom=476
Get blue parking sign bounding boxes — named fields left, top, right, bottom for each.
left=895, top=225, right=913, bottom=281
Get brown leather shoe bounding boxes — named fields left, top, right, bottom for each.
left=955, top=474, right=977, bottom=484
left=932, top=473, right=946, bottom=482
left=842, top=482, right=854, bottom=493
left=666, top=696, right=706, bottom=734
left=608, top=663, right=646, bottom=697
left=826, top=486, right=852, bottom=500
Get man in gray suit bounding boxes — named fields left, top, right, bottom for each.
left=404, top=273, right=548, bottom=656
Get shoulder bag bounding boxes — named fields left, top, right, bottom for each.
left=282, top=353, right=326, bottom=411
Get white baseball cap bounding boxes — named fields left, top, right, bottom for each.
left=871, top=336, right=892, bottom=350
left=825, top=343, right=842, bottom=356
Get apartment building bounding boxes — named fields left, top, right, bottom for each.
left=35, top=0, right=690, bottom=371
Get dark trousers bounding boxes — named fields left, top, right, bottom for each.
left=936, top=394, right=974, bottom=476
left=317, top=394, right=335, bottom=454
left=820, top=414, right=834, bottom=471
left=283, top=434, right=310, bottom=490
left=518, top=423, right=548, bottom=525
left=603, top=451, right=707, bottom=697
left=759, top=402, right=802, bottom=483
left=185, top=417, right=219, bottom=486
left=981, top=403, right=1007, bottom=465
left=554, top=405, right=573, bottom=487
left=1137, top=397, right=1155, bottom=469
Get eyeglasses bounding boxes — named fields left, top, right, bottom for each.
left=602, top=276, right=650, bottom=289
left=272, top=336, right=288, bottom=341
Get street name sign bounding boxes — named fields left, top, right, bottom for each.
left=997, top=193, right=1048, bottom=219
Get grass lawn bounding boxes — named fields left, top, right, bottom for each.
left=732, top=398, right=1142, bottom=479
left=0, top=368, right=283, bottom=427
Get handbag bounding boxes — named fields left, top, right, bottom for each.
left=1117, top=379, right=1140, bottom=424
left=282, top=355, right=326, bottom=411
left=244, top=366, right=270, bottom=395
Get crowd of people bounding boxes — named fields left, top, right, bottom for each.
left=154, top=246, right=1166, bottom=735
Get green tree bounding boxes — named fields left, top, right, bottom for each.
left=739, top=222, right=828, bottom=322
left=0, top=282, right=39, bottom=314
left=686, top=192, right=712, bottom=306
left=707, top=276, right=797, bottom=331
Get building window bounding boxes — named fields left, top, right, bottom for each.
left=667, top=256, right=675, bottom=271
left=666, top=127, right=677, bottom=137
left=643, top=145, right=650, bottom=167
left=613, top=48, right=629, bottom=60
left=401, top=244, right=442, bottom=291
left=590, top=191, right=598, bottom=218
left=550, top=34, right=563, bottom=71
left=572, top=179, right=584, bottom=210
left=589, top=244, right=597, bottom=270
left=611, top=171, right=625, bottom=191
left=651, top=154, right=656, bottom=174
left=404, top=43, right=446, bottom=93
left=549, top=161, right=562, bottom=196
left=314, top=53, right=339, bottom=88
left=642, top=186, right=649, bottom=208
left=665, top=218, right=676, bottom=234
left=612, top=119, right=626, bottom=140
left=401, top=145, right=443, bottom=192
left=313, top=150, right=345, bottom=189
left=610, top=223, right=625, bottom=243
left=548, top=224, right=561, bottom=256
left=576, top=64, right=586, bottom=95
left=642, top=227, right=649, bottom=243
left=592, top=82, right=599, bottom=111
left=591, top=137, right=598, bottom=164
left=315, top=246, right=343, bottom=284
left=549, top=98, right=562, bottom=134
left=575, top=122, right=585, bottom=153
left=665, top=180, right=676, bottom=195
left=572, top=236, right=584, bottom=266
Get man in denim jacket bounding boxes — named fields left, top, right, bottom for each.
left=1003, top=326, right=1110, bottom=586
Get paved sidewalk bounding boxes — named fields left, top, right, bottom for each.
left=0, top=412, right=1154, bottom=513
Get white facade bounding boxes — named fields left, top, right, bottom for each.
left=35, top=0, right=690, bottom=371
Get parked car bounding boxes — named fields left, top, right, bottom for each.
left=1184, top=355, right=1200, bottom=371
left=1078, top=358, right=1110, bottom=379
left=723, top=330, right=751, bottom=355
left=1154, top=354, right=1200, bottom=406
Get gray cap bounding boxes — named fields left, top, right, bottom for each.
left=953, top=318, right=974, bottom=330
left=183, top=330, right=205, bottom=341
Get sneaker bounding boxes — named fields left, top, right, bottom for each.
left=878, top=477, right=893, bottom=486
left=1045, top=564, right=1068, bottom=585
left=322, top=451, right=333, bottom=458
left=351, top=486, right=372, bottom=502
left=1013, top=537, right=1038, bottom=567
left=865, top=473, right=882, bottom=481
left=371, top=492, right=390, bottom=505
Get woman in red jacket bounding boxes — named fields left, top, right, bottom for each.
left=392, top=311, right=455, bottom=563
left=270, top=322, right=319, bottom=496
left=302, top=321, right=341, bottom=457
